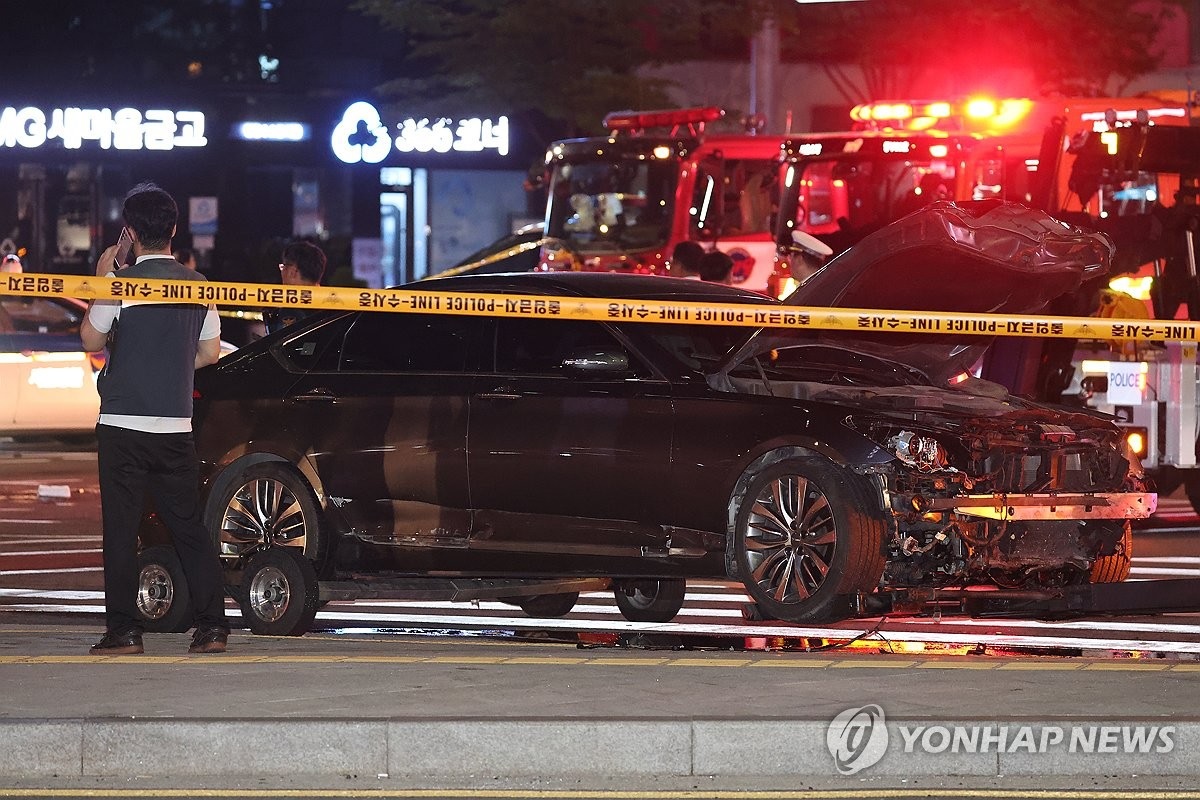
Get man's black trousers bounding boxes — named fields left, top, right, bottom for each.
left=96, top=424, right=229, bottom=635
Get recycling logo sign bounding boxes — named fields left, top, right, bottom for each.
left=331, top=102, right=510, bottom=165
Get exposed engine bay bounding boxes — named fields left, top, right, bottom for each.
left=845, top=387, right=1151, bottom=590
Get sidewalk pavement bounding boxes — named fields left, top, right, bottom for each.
left=1, top=619, right=1199, bottom=783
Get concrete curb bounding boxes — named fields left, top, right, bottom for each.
left=2, top=718, right=1196, bottom=779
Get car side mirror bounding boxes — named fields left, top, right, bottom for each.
left=561, top=348, right=629, bottom=376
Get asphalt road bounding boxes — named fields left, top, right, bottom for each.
left=3, top=444, right=1200, bottom=657
left=5, top=443, right=1200, bottom=793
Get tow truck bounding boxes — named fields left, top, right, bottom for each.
left=537, top=106, right=790, bottom=294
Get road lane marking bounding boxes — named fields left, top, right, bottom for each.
left=0, top=567, right=102, bottom=576
left=1129, top=567, right=1200, bottom=576
left=4, top=787, right=1200, bottom=798
left=1, top=652, right=1200, bottom=675
left=0, top=536, right=101, bottom=544
left=0, top=589, right=102, bottom=600
left=0, top=548, right=101, bottom=556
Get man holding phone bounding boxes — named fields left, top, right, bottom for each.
left=80, top=182, right=231, bottom=655
left=112, top=226, right=133, bottom=270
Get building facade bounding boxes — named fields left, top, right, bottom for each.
left=0, top=92, right=543, bottom=289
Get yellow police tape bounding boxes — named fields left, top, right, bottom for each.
left=5, top=271, right=1198, bottom=341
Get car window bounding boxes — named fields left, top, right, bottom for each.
left=491, top=317, right=650, bottom=378
left=340, top=312, right=475, bottom=373
left=0, top=297, right=82, bottom=334
left=273, top=314, right=352, bottom=373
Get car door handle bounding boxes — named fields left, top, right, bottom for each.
left=289, top=389, right=338, bottom=403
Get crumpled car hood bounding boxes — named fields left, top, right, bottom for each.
left=733, top=200, right=1113, bottom=383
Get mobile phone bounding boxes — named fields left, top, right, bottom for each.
left=113, top=227, right=133, bottom=270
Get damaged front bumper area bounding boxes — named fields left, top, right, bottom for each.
left=925, top=491, right=1157, bottom=521
left=874, top=473, right=1156, bottom=588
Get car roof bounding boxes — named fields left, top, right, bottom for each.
left=422, top=271, right=778, bottom=306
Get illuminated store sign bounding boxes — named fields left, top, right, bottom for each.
left=234, top=121, right=310, bottom=142
left=0, top=106, right=207, bottom=151
left=332, top=101, right=509, bottom=165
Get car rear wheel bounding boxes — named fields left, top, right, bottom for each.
left=734, top=457, right=886, bottom=622
left=613, top=578, right=686, bottom=623
left=215, top=463, right=324, bottom=571
left=135, top=545, right=194, bottom=633
left=1089, top=521, right=1132, bottom=583
left=518, top=592, right=579, bottom=618
left=238, top=546, right=320, bottom=636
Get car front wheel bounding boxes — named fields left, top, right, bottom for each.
left=1089, top=521, right=1132, bottom=583
left=734, top=457, right=886, bottom=623
left=214, top=462, right=324, bottom=571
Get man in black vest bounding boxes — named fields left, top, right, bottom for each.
left=81, top=182, right=230, bottom=655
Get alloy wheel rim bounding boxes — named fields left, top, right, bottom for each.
left=743, top=473, right=837, bottom=604
left=136, top=564, right=174, bottom=620
left=620, top=580, right=659, bottom=610
left=248, top=565, right=291, bottom=623
left=220, top=477, right=308, bottom=562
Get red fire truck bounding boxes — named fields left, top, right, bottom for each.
left=537, top=107, right=791, bottom=294
left=768, top=94, right=1197, bottom=296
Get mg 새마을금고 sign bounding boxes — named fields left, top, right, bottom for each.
left=0, top=106, right=207, bottom=151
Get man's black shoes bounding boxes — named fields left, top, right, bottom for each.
left=87, top=627, right=228, bottom=654
left=188, top=625, right=229, bottom=654
left=89, top=631, right=144, bottom=655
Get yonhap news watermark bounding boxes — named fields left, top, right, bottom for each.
left=827, top=704, right=1176, bottom=775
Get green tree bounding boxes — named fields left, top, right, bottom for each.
left=353, top=0, right=780, bottom=138
left=356, top=0, right=1187, bottom=135
left=788, top=0, right=1186, bottom=101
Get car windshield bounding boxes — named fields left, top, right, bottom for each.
left=791, top=157, right=956, bottom=239
left=545, top=154, right=677, bottom=254
left=634, top=323, right=755, bottom=377
left=726, top=341, right=930, bottom=388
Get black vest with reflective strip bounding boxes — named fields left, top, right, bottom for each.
left=97, top=258, right=211, bottom=420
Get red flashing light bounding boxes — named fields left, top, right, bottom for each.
left=852, top=97, right=1034, bottom=132
left=965, top=98, right=997, bottom=119
left=604, top=107, right=724, bottom=133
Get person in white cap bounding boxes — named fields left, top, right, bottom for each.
left=1, top=254, right=22, bottom=273
left=788, top=230, right=833, bottom=285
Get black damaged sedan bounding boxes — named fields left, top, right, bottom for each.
left=138, top=202, right=1154, bottom=634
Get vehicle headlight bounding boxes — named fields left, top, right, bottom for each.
left=888, top=430, right=949, bottom=472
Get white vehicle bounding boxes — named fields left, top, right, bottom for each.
left=0, top=295, right=101, bottom=438
left=1, top=294, right=238, bottom=439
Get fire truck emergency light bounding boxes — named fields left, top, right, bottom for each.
left=850, top=97, right=1033, bottom=132
left=604, top=107, right=724, bottom=134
